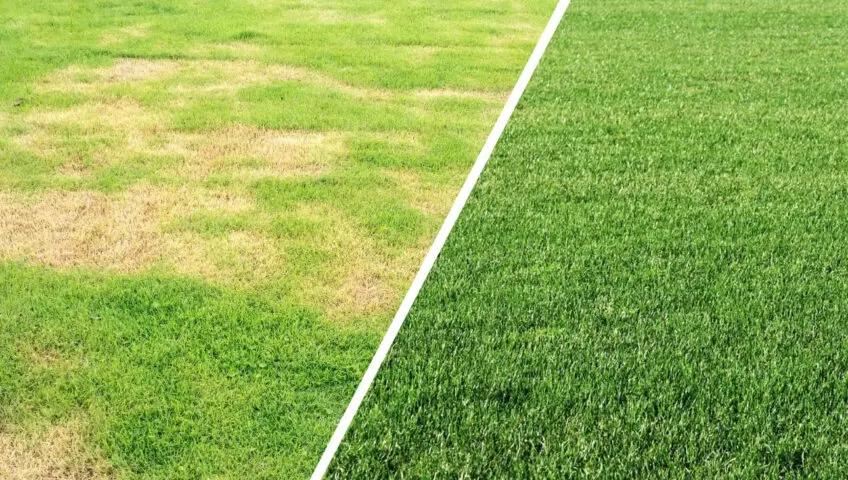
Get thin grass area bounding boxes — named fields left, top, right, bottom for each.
left=0, top=0, right=555, bottom=477
left=330, top=0, right=848, bottom=477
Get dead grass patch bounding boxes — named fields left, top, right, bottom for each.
left=285, top=207, right=423, bottom=321
left=40, top=58, right=430, bottom=102
left=11, top=57, right=479, bottom=323
left=326, top=232, right=431, bottom=322
left=412, top=89, right=505, bottom=103
left=0, top=421, right=112, bottom=480
left=166, top=230, right=284, bottom=287
left=42, top=59, right=302, bottom=94
left=384, top=169, right=457, bottom=217
left=0, top=186, right=254, bottom=276
left=165, top=126, right=344, bottom=179
left=15, top=101, right=340, bottom=180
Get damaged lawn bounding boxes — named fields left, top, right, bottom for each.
left=0, top=0, right=555, bottom=477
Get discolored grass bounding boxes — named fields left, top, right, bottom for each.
left=330, top=0, right=848, bottom=477
left=0, top=0, right=555, bottom=477
left=0, top=420, right=113, bottom=480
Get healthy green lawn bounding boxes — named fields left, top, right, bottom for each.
left=0, top=0, right=554, bottom=478
left=329, top=0, right=848, bottom=477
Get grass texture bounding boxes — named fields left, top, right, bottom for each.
left=329, top=0, right=848, bottom=477
left=0, top=0, right=554, bottom=478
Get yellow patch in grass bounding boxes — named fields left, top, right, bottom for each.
left=0, top=186, right=254, bottom=275
left=383, top=169, right=457, bottom=217
left=167, top=230, right=284, bottom=288
left=15, top=100, right=341, bottom=180
left=5, top=58, right=460, bottom=322
left=165, top=127, right=344, bottom=180
left=42, top=59, right=302, bottom=93
left=39, top=58, right=496, bottom=104
left=0, top=421, right=112, bottom=480
left=412, top=89, right=506, bottom=102
left=284, top=206, right=425, bottom=322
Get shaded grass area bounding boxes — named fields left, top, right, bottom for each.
left=0, top=0, right=555, bottom=478
left=330, top=0, right=848, bottom=477
left=0, top=262, right=377, bottom=478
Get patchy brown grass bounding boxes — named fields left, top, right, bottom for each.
left=384, top=169, right=457, bottom=217
left=38, top=58, right=498, bottom=105
left=165, top=127, right=344, bottom=179
left=0, top=186, right=255, bottom=275
left=15, top=101, right=341, bottom=180
left=282, top=206, right=424, bottom=321
left=412, top=89, right=506, bottom=102
left=40, top=59, right=301, bottom=94
left=167, top=230, right=284, bottom=287
left=0, top=421, right=112, bottom=480
left=4, top=57, right=471, bottom=323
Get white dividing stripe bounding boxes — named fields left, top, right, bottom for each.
left=310, top=1, right=572, bottom=478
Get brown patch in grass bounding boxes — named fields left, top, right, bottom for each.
left=78, top=59, right=180, bottom=84
left=0, top=421, right=112, bottom=480
left=41, top=58, right=406, bottom=101
left=15, top=100, right=340, bottom=180
left=165, top=126, right=344, bottom=179
left=19, top=345, right=85, bottom=372
left=10, top=57, right=471, bottom=323
left=284, top=207, right=425, bottom=322
left=166, top=230, right=284, bottom=287
left=43, top=59, right=302, bottom=94
left=384, top=169, right=457, bottom=217
left=326, top=231, right=432, bottom=322
left=0, top=186, right=254, bottom=275
left=412, top=89, right=506, bottom=103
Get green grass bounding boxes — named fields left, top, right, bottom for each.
left=0, top=0, right=555, bottom=478
left=330, top=0, right=848, bottom=477
left=0, top=263, right=375, bottom=477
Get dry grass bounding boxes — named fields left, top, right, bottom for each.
left=15, top=101, right=341, bottom=180
left=0, top=186, right=254, bottom=275
left=5, top=57, right=496, bottom=322
left=39, top=58, right=503, bottom=104
left=384, top=169, right=457, bottom=217
left=282, top=206, right=425, bottom=321
left=0, top=421, right=112, bottom=480
left=412, top=89, right=505, bottom=102
left=165, top=127, right=344, bottom=179
left=40, top=59, right=301, bottom=93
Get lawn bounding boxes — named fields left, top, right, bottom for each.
left=329, top=0, right=848, bottom=477
left=0, top=0, right=555, bottom=478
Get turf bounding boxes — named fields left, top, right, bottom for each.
left=329, top=0, right=848, bottom=477
left=0, top=0, right=555, bottom=478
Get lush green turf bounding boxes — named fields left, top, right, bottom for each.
left=0, top=0, right=554, bottom=478
left=330, top=0, right=848, bottom=477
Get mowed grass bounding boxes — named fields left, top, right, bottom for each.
left=0, top=0, right=555, bottom=478
left=330, top=0, right=848, bottom=477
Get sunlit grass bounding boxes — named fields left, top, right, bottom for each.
left=0, top=0, right=554, bottom=477
left=330, top=0, right=848, bottom=477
